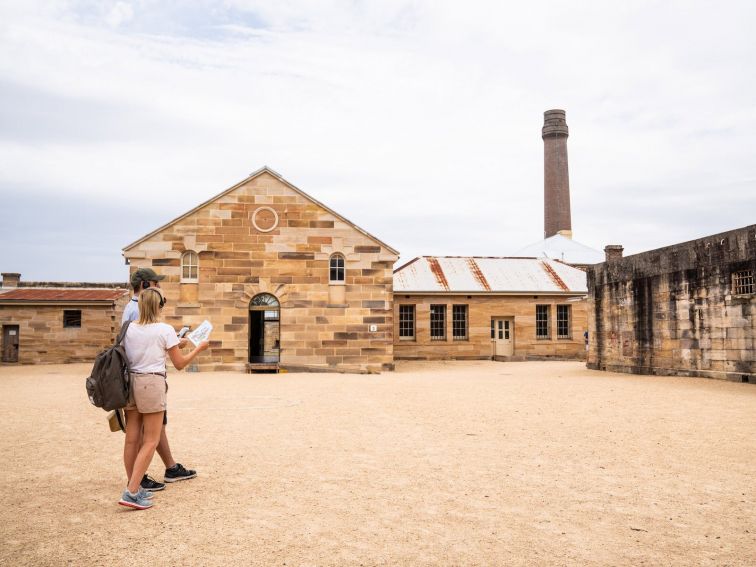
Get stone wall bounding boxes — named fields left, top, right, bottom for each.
left=0, top=300, right=127, bottom=364
left=393, top=294, right=588, bottom=360
left=587, top=225, right=756, bottom=381
left=124, top=170, right=398, bottom=373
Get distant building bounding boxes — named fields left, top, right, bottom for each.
left=587, top=225, right=756, bottom=381
left=514, top=234, right=603, bottom=270
left=393, top=256, right=588, bottom=361
left=0, top=273, right=129, bottom=364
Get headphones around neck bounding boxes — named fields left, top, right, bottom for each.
left=142, top=287, right=166, bottom=308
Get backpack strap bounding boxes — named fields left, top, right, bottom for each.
left=115, top=320, right=132, bottom=346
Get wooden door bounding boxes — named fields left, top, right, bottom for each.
left=491, top=318, right=513, bottom=357
left=2, top=325, right=19, bottom=363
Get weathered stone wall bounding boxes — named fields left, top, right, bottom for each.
left=124, top=170, right=398, bottom=373
left=587, top=225, right=756, bottom=381
left=0, top=300, right=127, bottom=364
left=394, top=294, right=588, bottom=360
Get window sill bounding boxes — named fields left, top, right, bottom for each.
left=180, top=280, right=199, bottom=284
left=328, top=281, right=346, bottom=286
left=399, top=337, right=416, bottom=341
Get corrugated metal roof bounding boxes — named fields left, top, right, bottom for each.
left=514, top=234, right=604, bottom=265
left=0, top=289, right=129, bottom=302
left=394, top=256, right=587, bottom=293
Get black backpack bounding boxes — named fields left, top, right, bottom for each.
left=86, top=321, right=132, bottom=411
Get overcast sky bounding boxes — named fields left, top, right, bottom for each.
left=1, top=1, right=754, bottom=282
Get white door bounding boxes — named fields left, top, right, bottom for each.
left=491, top=318, right=514, bottom=356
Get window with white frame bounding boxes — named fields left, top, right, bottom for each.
left=733, top=270, right=754, bottom=295
left=181, top=251, right=199, bottom=282
left=556, top=305, right=571, bottom=338
left=430, top=304, right=446, bottom=341
left=399, top=305, right=415, bottom=339
left=536, top=304, right=550, bottom=339
left=452, top=304, right=468, bottom=340
left=329, top=253, right=345, bottom=283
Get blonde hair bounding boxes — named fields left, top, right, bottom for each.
left=138, top=288, right=163, bottom=324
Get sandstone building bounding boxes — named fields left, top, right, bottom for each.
left=0, top=273, right=129, bottom=364
left=122, top=167, right=398, bottom=373
left=393, top=256, right=588, bottom=360
left=587, top=225, right=756, bottom=381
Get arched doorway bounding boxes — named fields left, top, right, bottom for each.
left=249, top=293, right=280, bottom=364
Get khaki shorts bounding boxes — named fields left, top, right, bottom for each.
left=126, top=373, right=167, bottom=414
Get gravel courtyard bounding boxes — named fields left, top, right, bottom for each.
left=1, top=360, right=754, bottom=566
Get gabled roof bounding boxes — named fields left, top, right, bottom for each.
left=0, top=288, right=129, bottom=302
left=123, top=166, right=399, bottom=255
left=514, top=234, right=603, bottom=265
left=393, top=256, right=587, bottom=294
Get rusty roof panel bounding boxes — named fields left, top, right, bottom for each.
left=394, top=256, right=587, bottom=293
left=466, top=258, right=491, bottom=291
left=539, top=260, right=569, bottom=291
left=426, top=257, right=450, bottom=291
left=0, top=289, right=129, bottom=302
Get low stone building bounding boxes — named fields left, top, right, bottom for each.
left=122, top=166, right=399, bottom=373
left=0, top=273, right=129, bottom=364
left=587, top=225, right=756, bottom=381
left=393, top=256, right=589, bottom=360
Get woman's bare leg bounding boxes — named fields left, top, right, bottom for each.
left=123, top=409, right=143, bottom=483
left=127, top=412, right=164, bottom=494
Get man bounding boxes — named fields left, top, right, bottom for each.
left=123, top=267, right=197, bottom=491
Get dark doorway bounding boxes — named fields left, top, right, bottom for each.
left=2, top=325, right=20, bottom=363
left=249, top=294, right=280, bottom=364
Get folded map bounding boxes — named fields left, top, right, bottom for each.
left=187, top=320, right=213, bottom=346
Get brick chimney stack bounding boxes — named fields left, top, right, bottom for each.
left=604, top=245, right=624, bottom=262
left=542, top=109, right=572, bottom=239
left=1, top=273, right=21, bottom=288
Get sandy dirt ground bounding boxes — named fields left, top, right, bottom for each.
left=0, top=360, right=754, bottom=566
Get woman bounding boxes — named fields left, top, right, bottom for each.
left=119, top=287, right=208, bottom=510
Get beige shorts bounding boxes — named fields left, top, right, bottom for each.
left=126, top=373, right=167, bottom=414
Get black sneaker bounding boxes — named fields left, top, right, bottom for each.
left=164, top=463, right=197, bottom=483
left=140, top=474, right=166, bottom=492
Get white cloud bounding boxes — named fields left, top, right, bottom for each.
left=0, top=0, right=754, bottom=280
left=105, top=1, right=135, bottom=28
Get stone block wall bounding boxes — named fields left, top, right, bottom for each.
left=587, top=225, right=756, bottom=381
left=393, top=294, right=588, bottom=360
left=0, top=300, right=127, bottom=364
left=124, top=170, right=398, bottom=373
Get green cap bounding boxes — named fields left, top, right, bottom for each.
left=130, top=267, right=166, bottom=288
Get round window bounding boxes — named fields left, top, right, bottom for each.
left=251, top=206, right=279, bottom=232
